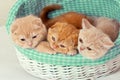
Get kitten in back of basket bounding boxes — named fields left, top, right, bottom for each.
left=10, top=4, right=120, bottom=60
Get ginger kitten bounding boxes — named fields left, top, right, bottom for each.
left=78, top=18, right=119, bottom=59
left=48, top=22, right=79, bottom=55
left=11, top=15, right=47, bottom=48
left=40, top=4, right=88, bottom=29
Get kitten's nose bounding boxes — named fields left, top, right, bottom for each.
left=53, top=45, right=59, bottom=49
left=80, top=47, right=85, bottom=51
left=28, top=42, right=33, bottom=46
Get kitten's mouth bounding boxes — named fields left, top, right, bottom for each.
left=50, top=45, right=55, bottom=50
left=25, top=46, right=34, bottom=49
left=27, top=44, right=37, bottom=49
left=51, top=44, right=59, bottom=49
left=32, top=44, right=38, bottom=48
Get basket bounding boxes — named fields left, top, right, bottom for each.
left=6, top=0, right=120, bottom=80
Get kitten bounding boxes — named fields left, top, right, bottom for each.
left=40, top=4, right=88, bottom=29
left=87, top=17, right=120, bottom=41
left=47, top=22, right=79, bottom=55
left=10, top=15, right=47, bottom=48
left=77, top=19, right=116, bottom=59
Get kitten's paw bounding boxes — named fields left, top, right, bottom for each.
left=67, top=50, right=77, bottom=56
left=48, top=50, right=56, bottom=55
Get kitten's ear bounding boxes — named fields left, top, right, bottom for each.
left=51, top=22, right=61, bottom=28
left=10, top=23, right=18, bottom=34
left=33, top=18, right=45, bottom=29
left=102, top=37, right=114, bottom=49
left=51, top=25, right=56, bottom=29
left=82, top=18, right=94, bottom=29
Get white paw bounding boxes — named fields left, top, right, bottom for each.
left=48, top=50, right=56, bottom=55
left=67, top=50, right=77, bottom=56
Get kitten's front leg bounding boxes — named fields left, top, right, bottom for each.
left=35, top=41, right=56, bottom=54
left=67, top=49, right=77, bottom=56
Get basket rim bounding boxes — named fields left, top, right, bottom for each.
left=6, top=0, right=120, bottom=66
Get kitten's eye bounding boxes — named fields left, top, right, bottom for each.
left=60, top=44, right=65, bottom=48
left=20, top=38, right=25, bottom=41
left=52, top=36, right=55, bottom=41
left=79, top=38, right=83, bottom=43
left=87, top=47, right=92, bottom=50
left=32, top=35, right=37, bottom=39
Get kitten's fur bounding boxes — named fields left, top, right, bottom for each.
left=11, top=15, right=56, bottom=54
left=40, top=4, right=88, bottom=29
left=48, top=22, right=79, bottom=55
left=88, top=17, right=120, bottom=41
left=11, top=15, right=47, bottom=48
left=77, top=18, right=118, bottom=59
left=35, top=41, right=56, bottom=54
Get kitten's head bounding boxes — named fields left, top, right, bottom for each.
left=10, top=15, right=47, bottom=48
left=77, top=19, right=114, bottom=59
left=48, top=22, right=79, bottom=54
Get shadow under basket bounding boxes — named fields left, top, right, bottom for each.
left=6, top=0, right=120, bottom=80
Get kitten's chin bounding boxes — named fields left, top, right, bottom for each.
left=22, top=45, right=36, bottom=49
left=78, top=48, right=83, bottom=54
left=49, top=44, right=54, bottom=49
left=23, top=46, right=33, bottom=49
left=78, top=49, right=97, bottom=60
left=51, top=46, right=56, bottom=51
left=80, top=51, right=103, bottom=60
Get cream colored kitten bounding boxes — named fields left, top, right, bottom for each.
left=11, top=15, right=56, bottom=54
left=11, top=15, right=47, bottom=48
left=35, top=41, right=56, bottom=54
left=78, top=19, right=116, bottom=59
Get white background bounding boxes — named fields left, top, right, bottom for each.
left=0, top=26, right=120, bottom=80
left=0, top=0, right=17, bottom=25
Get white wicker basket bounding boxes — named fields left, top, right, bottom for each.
left=16, top=49, right=120, bottom=80
left=6, top=0, right=120, bottom=80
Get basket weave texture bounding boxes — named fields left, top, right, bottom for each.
left=6, top=0, right=120, bottom=66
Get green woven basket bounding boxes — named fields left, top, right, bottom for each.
left=6, top=0, right=120, bottom=66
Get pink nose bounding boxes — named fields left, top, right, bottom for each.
left=53, top=45, right=59, bottom=49
left=28, top=42, right=33, bottom=46
left=80, top=47, right=85, bottom=51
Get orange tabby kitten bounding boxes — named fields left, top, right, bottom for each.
left=77, top=18, right=118, bottom=59
left=47, top=22, right=79, bottom=55
left=40, top=4, right=88, bottom=29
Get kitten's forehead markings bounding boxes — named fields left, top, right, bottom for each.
left=32, top=32, right=37, bottom=36
left=19, top=35, right=25, bottom=39
left=30, top=32, right=34, bottom=36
